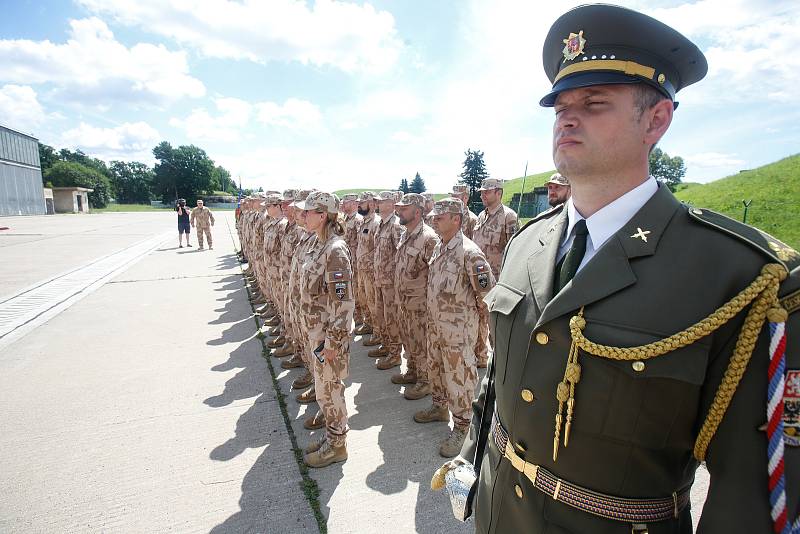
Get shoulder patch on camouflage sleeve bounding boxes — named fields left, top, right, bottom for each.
left=687, top=206, right=800, bottom=272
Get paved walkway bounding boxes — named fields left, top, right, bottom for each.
left=0, top=212, right=709, bottom=533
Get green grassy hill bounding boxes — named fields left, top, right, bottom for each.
left=500, top=170, right=557, bottom=204
left=675, top=154, right=799, bottom=249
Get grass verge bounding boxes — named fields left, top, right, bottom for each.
left=231, top=230, right=326, bottom=533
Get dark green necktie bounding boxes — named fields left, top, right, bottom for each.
left=554, top=219, right=588, bottom=295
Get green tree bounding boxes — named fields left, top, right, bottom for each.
left=649, top=148, right=686, bottom=192
left=45, top=161, right=112, bottom=208
left=211, top=165, right=233, bottom=194
left=409, top=172, right=426, bottom=193
left=152, top=141, right=216, bottom=203
left=459, top=149, right=489, bottom=204
left=109, top=161, right=154, bottom=204
left=398, top=178, right=409, bottom=193
left=38, top=142, right=58, bottom=175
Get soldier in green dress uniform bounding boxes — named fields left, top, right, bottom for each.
left=435, top=4, right=799, bottom=533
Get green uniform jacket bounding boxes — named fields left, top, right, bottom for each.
left=461, top=185, right=799, bottom=533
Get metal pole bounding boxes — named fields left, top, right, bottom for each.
left=742, top=199, right=752, bottom=224
left=517, top=161, right=528, bottom=215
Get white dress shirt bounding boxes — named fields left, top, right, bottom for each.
left=557, top=177, right=659, bottom=274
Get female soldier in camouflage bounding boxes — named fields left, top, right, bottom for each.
left=298, top=191, right=355, bottom=468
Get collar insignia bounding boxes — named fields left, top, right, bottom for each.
left=562, top=30, right=586, bottom=61
left=630, top=227, right=651, bottom=242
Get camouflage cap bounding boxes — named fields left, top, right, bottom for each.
left=422, top=193, right=434, bottom=201
left=341, top=193, right=360, bottom=202
left=298, top=191, right=340, bottom=214
left=452, top=184, right=469, bottom=195
left=477, top=178, right=504, bottom=191
left=395, top=193, right=426, bottom=209
left=282, top=189, right=297, bottom=201
left=291, top=189, right=314, bottom=207
left=546, top=173, right=570, bottom=186
left=378, top=191, right=398, bottom=201
left=432, top=197, right=464, bottom=215
left=262, top=193, right=283, bottom=205
left=359, top=191, right=378, bottom=202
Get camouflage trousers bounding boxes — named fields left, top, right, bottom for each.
left=354, top=269, right=371, bottom=327
left=475, top=304, right=490, bottom=366
left=312, top=340, right=350, bottom=447
left=375, top=285, right=402, bottom=357
left=361, top=269, right=379, bottom=336
left=352, top=268, right=364, bottom=325
left=196, top=225, right=212, bottom=248
left=428, top=337, right=478, bottom=428
left=399, top=308, right=428, bottom=383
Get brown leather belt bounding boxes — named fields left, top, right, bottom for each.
left=491, top=412, right=691, bottom=524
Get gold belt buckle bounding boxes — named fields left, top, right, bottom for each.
left=504, top=442, right=539, bottom=484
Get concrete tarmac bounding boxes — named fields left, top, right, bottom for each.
left=0, top=212, right=315, bottom=533
left=0, top=211, right=710, bottom=533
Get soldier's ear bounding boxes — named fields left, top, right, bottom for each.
left=643, top=99, right=673, bottom=148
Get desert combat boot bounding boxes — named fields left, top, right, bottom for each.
left=439, top=426, right=468, bottom=458
left=404, top=381, right=431, bottom=400
left=304, top=440, right=347, bottom=468
left=413, top=404, right=449, bottom=424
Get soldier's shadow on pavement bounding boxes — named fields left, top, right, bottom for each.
left=347, top=338, right=478, bottom=534
left=216, top=254, right=240, bottom=270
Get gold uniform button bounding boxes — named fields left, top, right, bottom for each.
left=632, top=361, right=646, bottom=372
left=535, top=332, right=549, bottom=345
left=514, top=484, right=523, bottom=498
left=521, top=389, right=534, bottom=403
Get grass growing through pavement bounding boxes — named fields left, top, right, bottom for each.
left=239, top=260, right=327, bottom=533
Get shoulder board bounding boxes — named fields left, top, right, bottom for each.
left=686, top=206, right=800, bottom=272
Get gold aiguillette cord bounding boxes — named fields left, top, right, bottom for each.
left=553, top=307, right=584, bottom=462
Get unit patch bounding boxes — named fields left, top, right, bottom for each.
left=478, top=273, right=489, bottom=288
left=785, top=370, right=800, bottom=447
left=335, top=282, right=347, bottom=300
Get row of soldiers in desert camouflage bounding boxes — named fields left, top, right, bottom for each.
left=235, top=176, right=572, bottom=468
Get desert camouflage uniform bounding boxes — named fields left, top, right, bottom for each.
left=395, top=220, right=438, bottom=383
left=281, top=221, right=302, bottom=343
left=374, top=209, right=404, bottom=358
left=190, top=205, right=215, bottom=248
left=427, top=231, right=495, bottom=427
left=356, top=211, right=380, bottom=338
left=462, top=207, right=478, bottom=240
left=472, top=202, right=518, bottom=366
left=252, top=210, right=270, bottom=296
left=289, top=228, right=316, bottom=365
left=262, top=212, right=283, bottom=306
left=301, top=233, right=355, bottom=447
left=343, top=210, right=364, bottom=325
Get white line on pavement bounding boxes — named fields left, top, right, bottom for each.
left=0, top=231, right=172, bottom=350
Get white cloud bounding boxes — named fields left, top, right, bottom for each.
left=649, top=0, right=800, bottom=104
left=78, top=0, right=403, bottom=73
left=0, top=17, right=205, bottom=107
left=60, top=121, right=161, bottom=162
left=684, top=152, right=746, bottom=169
left=0, top=85, right=55, bottom=133
left=255, top=98, right=322, bottom=131
left=170, top=97, right=252, bottom=142
left=169, top=96, right=324, bottom=141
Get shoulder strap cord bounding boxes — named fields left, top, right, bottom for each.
left=560, top=263, right=797, bottom=533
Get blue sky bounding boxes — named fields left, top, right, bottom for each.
left=1, top=0, right=798, bottom=193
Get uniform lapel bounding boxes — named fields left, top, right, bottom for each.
left=526, top=208, right=567, bottom=313
left=535, top=185, right=681, bottom=328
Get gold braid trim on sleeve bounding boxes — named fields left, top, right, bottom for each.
left=553, top=263, right=788, bottom=463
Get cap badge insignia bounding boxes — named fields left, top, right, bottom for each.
left=630, top=227, right=651, bottom=242
left=562, top=30, right=586, bottom=61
